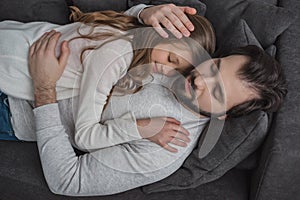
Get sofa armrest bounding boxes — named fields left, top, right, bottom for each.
left=250, top=113, right=300, bottom=200
left=250, top=0, right=300, bottom=198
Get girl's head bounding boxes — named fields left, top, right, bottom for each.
left=125, top=14, right=215, bottom=89
left=149, top=14, right=216, bottom=76
left=69, top=7, right=215, bottom=94
left=142, top=14, right=216, bottom=76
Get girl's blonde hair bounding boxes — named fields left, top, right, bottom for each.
left=69, top=6, right=216, bottom=95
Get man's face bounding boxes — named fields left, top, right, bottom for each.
left=171, top=55, right=258, bottom=117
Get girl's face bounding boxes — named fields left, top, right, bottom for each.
left=150, top=43, right=193, bottom=76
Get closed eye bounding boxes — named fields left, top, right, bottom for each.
left=212, top=83, right=225, bottom=104
left=169, top=53, right=179, bottom=64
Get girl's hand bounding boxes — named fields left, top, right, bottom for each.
left=137, top=117, right=190, bottom=153
left=139, top=4, right=196, bottom=39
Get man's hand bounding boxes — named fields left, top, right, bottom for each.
left=29, top=30, right=70, bottom=107
left=137, top=117, right=190, bottom=153
left=139, top=4, right=196, bottom=39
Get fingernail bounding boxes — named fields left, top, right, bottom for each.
left=183, top=31, right=190, bottom=37
left=176, top=34, right=183, bottom=39
left=162, top=33, right=169, bottom=38
left=189, top=25, right=194, bottom=31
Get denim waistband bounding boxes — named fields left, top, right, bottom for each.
left=0, top=91, right=18, bottom=140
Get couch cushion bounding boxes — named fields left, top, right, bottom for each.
left=214, top=19, right=277, bottom=59
left=250, top=0, right=300, bottom=199
left=72, top=0, right=128, bottom=12
left=0, top=0, right=69, bottom=24
left=213, top=19, right=262, bottom=57
left=201, top=0, right=296, bottom=49
left=142, top=111, right=268, bottom=193
left=0, top=141, right=250, bottom=200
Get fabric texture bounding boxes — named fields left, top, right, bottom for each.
left=201, top=0, right=296, bottom=49
left=0, top=0, right=69, bottom=24
left=213, top=19, right=262, bottom=57
left=250, top=0, right=300, bottom=199
left=72, top=0, right=128, bottom=12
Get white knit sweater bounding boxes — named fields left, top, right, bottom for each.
left=0, top=10, right=148, bottom=150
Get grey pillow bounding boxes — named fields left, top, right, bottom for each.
left=0, top=0, right=69, bottom=24
left=201, top=0, right=296, bottom=48
left=265, top=45, right=277, bottom=57
left=142, top=111, right=268, bottom=193
left=213, top=19, right=277, bottom=57
left=214, top=19, right=262, bottom=57
left=214, top=20, right=277, bottom=57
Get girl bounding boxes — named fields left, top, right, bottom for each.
left=0, top=7, right=215, bottom=152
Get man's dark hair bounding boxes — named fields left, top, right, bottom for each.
left=225, top=45, right=288, bottom=117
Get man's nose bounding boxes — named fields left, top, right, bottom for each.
left=192, top=73, right=205, bottom=98
left=193, top=73, right=215, bottom=97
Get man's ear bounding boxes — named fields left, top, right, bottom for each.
left=217, top=115, right=227, bottom=120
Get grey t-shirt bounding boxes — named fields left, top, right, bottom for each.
left=9, top=81, right=208, bottom=196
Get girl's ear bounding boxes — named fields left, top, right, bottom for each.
left=217, top=115, right=227, bottom=120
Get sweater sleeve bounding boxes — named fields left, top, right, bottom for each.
left=124, top=4, right=152, bottom=24
left=74, top=39, right=141, bottom=151
left=33, top=103, right=190, bottom=196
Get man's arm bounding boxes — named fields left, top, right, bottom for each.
left=29, top=30, right=69, bottom=107
left=125, top=4, right=196, bottom=38
left=34, top=101, right=194, bottom=195
left=29, top=30, right=196, bottom=196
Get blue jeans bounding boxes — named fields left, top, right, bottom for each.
left=0, top=91, right=18, bottom=141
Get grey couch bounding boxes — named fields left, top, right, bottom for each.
left=0, top=0, right=299, bottom=199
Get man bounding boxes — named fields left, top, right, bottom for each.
left=23, top=20, right=287, bottom=195
left=1, top=3, right=286, bottom=196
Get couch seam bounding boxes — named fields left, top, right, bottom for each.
left=254, top=150, right=274, bottom=200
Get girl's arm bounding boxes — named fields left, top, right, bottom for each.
left=74, top=39, right=190, bottom=152
left=73, top=38, right=142, bottom=151
left=124, top=3, right=196, bottom=38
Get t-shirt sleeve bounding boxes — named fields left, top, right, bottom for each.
left=74, top=39, right=142, bottom=151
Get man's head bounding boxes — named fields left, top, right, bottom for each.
left=171, top=45, right=288, bottom=118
